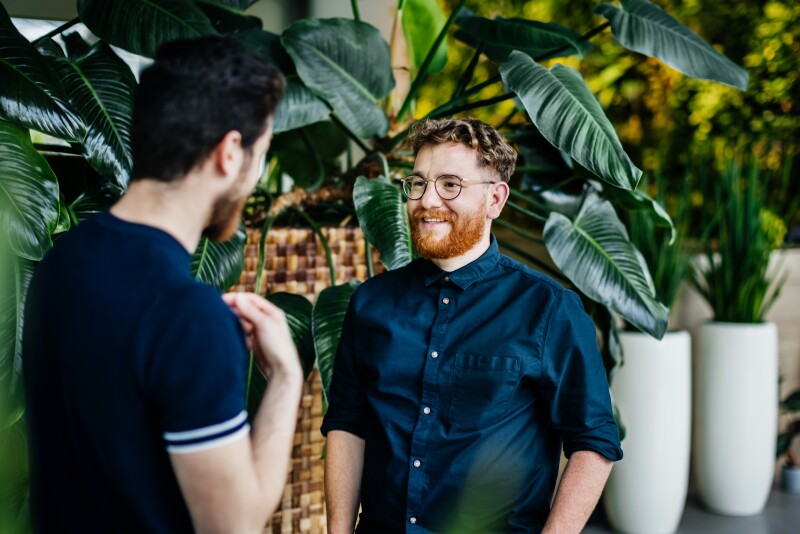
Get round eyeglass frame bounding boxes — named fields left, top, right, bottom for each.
left=400, top=175, right=497, bottom=201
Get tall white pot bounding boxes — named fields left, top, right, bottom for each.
left=693, top=322, right=778, bottom=515
left=603, top=331, right=692, bottom=534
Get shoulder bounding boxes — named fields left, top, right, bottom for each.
left=351, top=258, right=422, bottom=299
left=496, top=254, right=569, bottom=296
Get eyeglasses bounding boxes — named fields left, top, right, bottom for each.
left=401, top=175, right=497, bottom=200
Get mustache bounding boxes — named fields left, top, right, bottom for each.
left=411, top=208, right=457, bottom=223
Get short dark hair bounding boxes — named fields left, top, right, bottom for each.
left=407, top=118, right=517, bottom=182
left=131, top=36, right=284, bottom=183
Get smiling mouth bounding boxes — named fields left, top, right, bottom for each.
left=423, top=218, right=447, bottom=223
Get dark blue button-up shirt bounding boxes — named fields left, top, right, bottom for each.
left=321, top=236, right=622, bottom=533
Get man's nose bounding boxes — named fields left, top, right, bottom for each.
left=420, top=179, right=442, bottom=209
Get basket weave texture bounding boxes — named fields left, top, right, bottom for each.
left=234, top=226, right=382, bottom=533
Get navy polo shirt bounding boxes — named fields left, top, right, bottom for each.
left=23, top=211, right=249, bottom=533
left=321, top=236, right=622, bottom=533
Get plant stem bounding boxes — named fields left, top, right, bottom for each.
left=396, top=0, right=468, bottom=121
left=494, top=218, right=545, bottom=241
left=452, top=44, right=483, bottom=98
left=505, top=200, right=548, bottom=223
left=496, top=108, right=518, bottom=130
left=533, top=22, right=610, bottom=62
left=351, top=0, right=361, bottom=21
left=429, top=92, right=515, bottom=119
left=330, top=114, right=370, bottom=153
left=365, top=238, right=375, bottom=278
left=32, top=17, right=80, bottom=46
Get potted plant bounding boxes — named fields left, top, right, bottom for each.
left=778, top=387, right=800, bottom=494
left=602, top=171, right=694, bottom=534
left=690, top=153, right=788, bottom=515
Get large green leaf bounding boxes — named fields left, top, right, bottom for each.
left=53, top=42, right=136, bottom=190
left=596, top=0, right=748, bottom=90
left=282, top=18, right=394, bottom=138
left=234, top=28, right=295, bottom=75
left=402, top=0, right=448, bottom=73
left=0, top=120, right=59, bottom=261
left=593, top=181, right=675, bottom=242
left=501, top=52, right=641, bottom=190
left=0, top=417, right=30, bottom=533
left=271, top=121, right=348, bottom=191
left=68, top=188, right=120, bottom=225
left=195, top=0, right=261, bottom=34
left=455, top=11, right=589, bottom=62
left=353, top=176, right=414, bottom=271
left=543, top=194, right=668, bottom=338
left=247, top=292, right=315, bottom=417
left=209, top=0, right=259, bottom=8
left=0, top=254, right=33, bottom=429
left=78, top=0, right=217, bottom=58
left=313, top=280, right=360, bottom=400
left=273, top=79, right=330, bottom=134
left=190, top=225, right=246, bottom=291
left=0, top=5, right=84, bottom=141
left=267, top=292, right=314, bottom=379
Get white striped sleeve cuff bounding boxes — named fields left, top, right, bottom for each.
left=164, top=410, right=250, bottom=454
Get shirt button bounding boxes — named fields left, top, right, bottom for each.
left=410, top=517, right=417, bottom=524
left=443, top=275, right=450, bottom=282
left=423, top=407, right=431, bottom=414
left=413, top=460, right=421, bottom=468
left=442, top=297, right=450, bottom=305
left=431, top=351, right=438, bottom=358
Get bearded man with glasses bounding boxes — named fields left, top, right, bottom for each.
left=322, top=118, right=622, bottom=534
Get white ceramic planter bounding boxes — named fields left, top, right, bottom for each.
left=693, top=322, right=778, bottom=515
left=603, top=330, right=692, bottom=534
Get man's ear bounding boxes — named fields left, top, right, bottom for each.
left=487, top=181, right=510, bottom=220
left=213, top=130, right=244, bottom=180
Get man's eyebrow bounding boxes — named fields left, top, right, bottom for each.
left=409, top=171, right=425, bottom=178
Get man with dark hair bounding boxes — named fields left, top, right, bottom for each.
left=323, top=118, right=623, bottom=533
left=23, top=36, right=300, bottom=533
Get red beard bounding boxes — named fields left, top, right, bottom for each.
left=410, top=205, right=486, bottom=260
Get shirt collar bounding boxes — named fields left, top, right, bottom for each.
left=421, top=234, right=500, bottom=289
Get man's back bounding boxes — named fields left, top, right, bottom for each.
left=23, top=211, right=248, bottom=533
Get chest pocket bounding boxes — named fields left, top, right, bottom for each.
left=447, top=354, right=521, bottom=430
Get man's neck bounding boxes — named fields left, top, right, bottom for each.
left=110, top=178, right=210, bottom=253
left=430, top=233, right=491, bottom=273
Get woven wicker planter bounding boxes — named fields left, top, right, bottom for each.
left=233, top=226, right=381, bottom=533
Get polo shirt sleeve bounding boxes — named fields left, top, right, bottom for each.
left=146, top=286, right=250, bottom=454
left=539, top=289, right=623, bottom=461
left=320, top=292, right=368, bottom=438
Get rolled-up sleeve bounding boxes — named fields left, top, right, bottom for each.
left=320, top=294, right=368, bottom=438
left=539, top=289, right=623, bottom=461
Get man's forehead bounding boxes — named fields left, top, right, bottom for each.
left=413, top=142, right=480, bottom=175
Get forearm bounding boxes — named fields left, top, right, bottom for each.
left=249, top=367, right=304, bottom=521
left=543, top=450, right=613, bottom=534
left=325, top=430, right=365, bottom=534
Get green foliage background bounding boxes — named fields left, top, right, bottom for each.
left=420, top=0, right=800, bottom=228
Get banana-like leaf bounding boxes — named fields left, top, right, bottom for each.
left=234, top=28, right=295, bottom=75
left=246, top=291, right=315, bottom=417
left=209, top=0, right=259, bottom=8
left=69, top=189, right=120, bottom=225
left=455, top=10, right=589, bottom=62
left=78, top=0, right=217, bottom=58
left=190, top=225, right=246, bottom=291
left=196, top=0, right=261, bottom=34
left=273, top=79, right=330, bottom=134
left=402, top=0, right=448, bottom=73
left=543, top=194, right=668, bottom=338
left=267, top=292, right=315, bottom=379
left=0, top=254, right=33, bottom=429
left=53, top=42, right=136, bottom=189
left=0, top=5, right=84, bottom=141
left=0, top=417, right=30, bottom=534
left=501, top=52, right=641, bottom=190
left=271, top=122, right=348, bottom=191
left=282, top=18, right=394, bottom=138
left=0, top=120, right=59, bottom=261
left=594, top=181, right=675, bottom=242
left=353, top=176, right=414, bottom=271
left=596, top=0, right=748, bottom=90
left=313, top=280, right=360, bottom=400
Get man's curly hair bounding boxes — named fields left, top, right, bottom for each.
left=407, top=118, right=517, bottom=182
